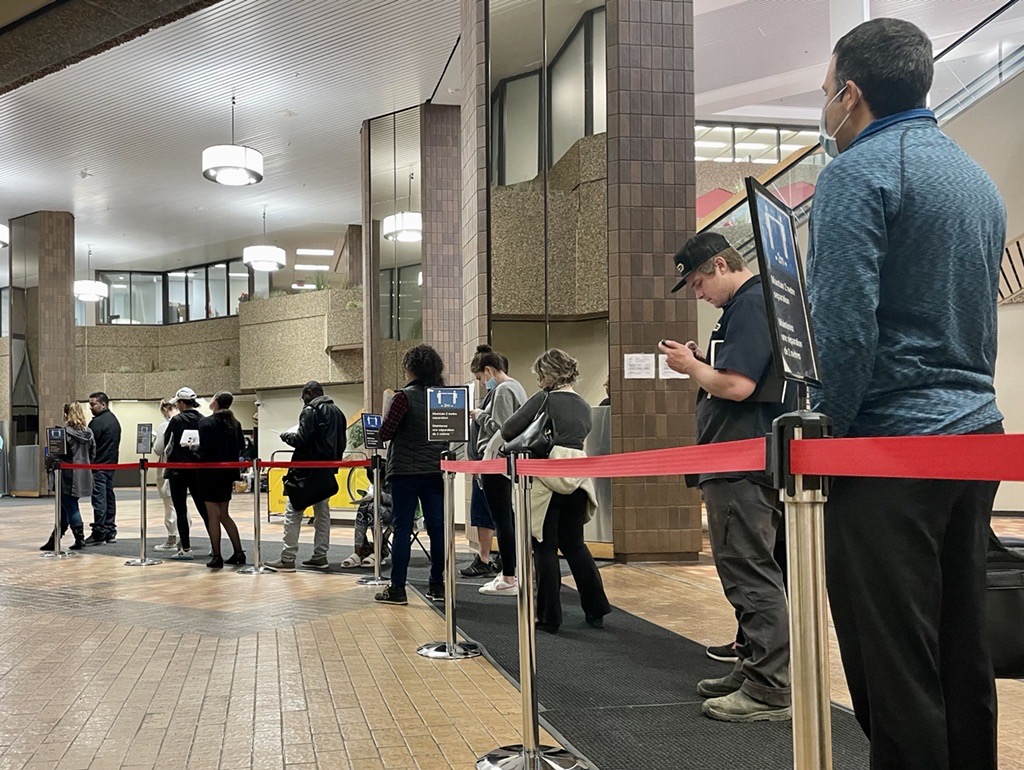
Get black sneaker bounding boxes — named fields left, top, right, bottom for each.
left=105, top=536, right=117, bottom=544
left=460, top=555, right=492, bottom=577
left=706, top=642, right=750, bottom=663
left=426, top=582, right=445, bottom=602
left=374, top=586, right=408, bottom=605
left=83, top=533, right=106, bottom=547
left=301, top=556, right=329, bottom=570
left=491, top=554, right=502, bottom=573
left=225, top=552, right=247, bottom=565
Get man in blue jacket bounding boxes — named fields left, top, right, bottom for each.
left=808, top=18, right=1005, bottom=770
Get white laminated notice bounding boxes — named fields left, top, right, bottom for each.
left=623, top=353, right=656, bottom=379
left=659, top=354, right=690, bottom=379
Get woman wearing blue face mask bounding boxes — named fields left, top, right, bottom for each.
left=469, top=344, right=527, bottom=596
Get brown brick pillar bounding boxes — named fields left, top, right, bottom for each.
left=342, top=225, right=362, bottom=288
left=8, top=211, right=76, bottom=495
left=607, top=1, right=702, bottom=561
left=421, top=103, right=463, bottom=382
left=460, top=0, right=489, bottom=369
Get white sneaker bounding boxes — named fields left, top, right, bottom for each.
left=479, top=576, right=518, bottom=596
left=170, top=549, right=194, bottom=561
left=154, top=537, right=178, bottom=552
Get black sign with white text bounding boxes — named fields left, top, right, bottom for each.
left=362, top=413, right=383, bottom=450
left=426, top=387, right=470, bottom=444
left=746, top=177, right=821, bottom=386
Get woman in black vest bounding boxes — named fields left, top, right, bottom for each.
left=374, top=345, right=447, bottom=606
left=197, top=391, right=247, bottom=569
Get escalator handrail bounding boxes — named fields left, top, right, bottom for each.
left=697, top=0, right=1023, bottom=236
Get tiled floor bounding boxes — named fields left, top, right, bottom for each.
left=1, top=492, right=1022, bottom=769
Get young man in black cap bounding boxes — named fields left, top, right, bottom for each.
left=661, top=231, right=796, bottom=722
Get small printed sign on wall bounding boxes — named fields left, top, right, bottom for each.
left=623, top=353, right=656, bottom=379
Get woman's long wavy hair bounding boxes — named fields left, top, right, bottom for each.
left=532, top=348, right=580, bottom=390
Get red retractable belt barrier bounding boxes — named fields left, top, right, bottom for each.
left=61, top=462, right=139, bottom=471
left=790, top=433, right=1024, bottom=482
left=441, top=437, right=765, bottom=479
left=442, top=458, right=507, bottom=475
left=148, top=461, right=251, bottom=470
left=260, top=459, right=371, bottom=469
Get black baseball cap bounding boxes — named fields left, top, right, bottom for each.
left=671, top=232, right=733, bottom=293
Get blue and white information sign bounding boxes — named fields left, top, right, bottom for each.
left=361, top=413, right=383, bottom=450
left=426, top=386, right=470, bottom=444
left=746, top=177, right=821, bottom=386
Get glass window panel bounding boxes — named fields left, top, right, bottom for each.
left=504, top=74, right=540, bottom=185
left=207, top=263, right=229, bottom=318
left=74, top=298, right=85, bottom=327
left=253, top=269, right=270, bottom=299
left=187, top=269, right=207, bottom=321
left=379, top=268, right=394, bottom=340
left=550, top=29, right=585, bottom=165
left=167, top=273, right=186, bottom=323
left=100, top=272, right=130, bottom=324
left=591, top=10, right=606, bottom=135
left=130, top=273, right=162, bottom=324
left=397, top=264, right=422, bottom=341
left=228, top=260, right=249, bottom=314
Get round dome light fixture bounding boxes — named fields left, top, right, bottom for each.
left=382, top=211, right=423, bottom=242
left=202, top=144, right=264, bottom=186
left=0, top=223, right=8, bottom=248
left=242, top=244, right=286, bottom=272
left=74, top=279, right=108, bottom=303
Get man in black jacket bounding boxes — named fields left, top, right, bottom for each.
left=84, top=391, right=122, bottom=545
left=266, top=381, right=347, bottom=572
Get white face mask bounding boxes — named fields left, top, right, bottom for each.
left=818, top=85, right=849, bottom=158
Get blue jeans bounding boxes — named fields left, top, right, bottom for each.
left=90, top=470, right=117, bottom=539
left=389, top=473, right=445, bottom=589
left=61, top=493, right=83, bottom=533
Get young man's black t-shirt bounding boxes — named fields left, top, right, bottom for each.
left=689, top=274, right=797, bottom=487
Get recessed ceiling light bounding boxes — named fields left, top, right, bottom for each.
left=294, top=264, right=330, bottom=272
left=228, top=272, right=249, bottom=278
left=112, top=284, right=129, bottom=289
left=291, top=283, right=316, bottom=290
left=295, top=248, right=335, bottom=257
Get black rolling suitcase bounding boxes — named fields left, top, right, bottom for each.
left=986, top=531, right=1024, bottom=679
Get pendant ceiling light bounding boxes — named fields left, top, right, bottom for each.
left=202, top=94, right=264, bottom=186
left=242, top=208, right=285, bottom=272
left=74, top=245, right=108, bottom=302
left=382, top=171, right=422, bottom=242
left=0, top=223, right=8, bottom=248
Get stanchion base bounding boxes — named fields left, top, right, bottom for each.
left=477, top=745, right=588, bottom=770
left=417, top=641, right=482, bottom=660
left=41, top=551, right=73, bottom=559
left=125, top=558, right=163, bottom=566
left=356, top=576, right=390, bottom=586
left=237, top=565, right=275, bottom=575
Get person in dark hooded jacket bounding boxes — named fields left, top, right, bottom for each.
left=265, top=381, right=346, bottom=572
left=41, top=402, right=96, bottom=551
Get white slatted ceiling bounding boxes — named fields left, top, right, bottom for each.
left=0, top=0, right=459, bottom=271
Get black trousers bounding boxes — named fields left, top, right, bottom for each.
left=826, top=474, right=999, bottom=770
left=481, top=473, right=516, bottom=577
left=168, top=472, right=208, bottom=551
left=703, top=478, right=791, bottom=706
left=533, top=488, right=610, bottom=628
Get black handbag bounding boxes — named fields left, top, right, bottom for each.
left=986, top=533, right=1024, bottom=678
left=500, top=391, right=556, bottom=459
left=282, top=468, right=339, bottom=511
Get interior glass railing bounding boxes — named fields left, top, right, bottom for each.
left=698, top=0, right=1024, bottom=258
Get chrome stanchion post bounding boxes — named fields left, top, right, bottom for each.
left=773, top=413, right=833, bottom=770
left=477, top=453, right=587, bottom=770
left=419, top=450, right=481, bottom=660
left=238, top=458, right=271, bottom=575
left=358, top=453, right=388, bottom=586
left=42, top=460, right=70, bottom=559
left=127, top=459, right=161, bottom=566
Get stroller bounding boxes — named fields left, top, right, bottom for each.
left=342, top=486, right=394, bottom=568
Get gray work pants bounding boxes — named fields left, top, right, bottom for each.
left=280, top=497, right=332, bottom=561
left=702, top=477, right=791, bottom=707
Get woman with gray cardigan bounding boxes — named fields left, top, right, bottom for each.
left=500, top=348, right=611, bottom=632
left=40, top=402, right=96, bottom=551
left=470, top=345, right=528, bottom=595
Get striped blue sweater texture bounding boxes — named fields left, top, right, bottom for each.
left=807, top=114, right=1006, bottom=438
